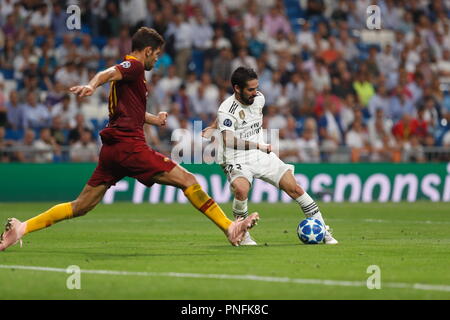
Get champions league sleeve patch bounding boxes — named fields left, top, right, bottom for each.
left=223, top=119, right=233, bottom=127
left=120, top=61, right=131, bottom=68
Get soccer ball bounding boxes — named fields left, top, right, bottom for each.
left=297, top=218, right=325, bottom=244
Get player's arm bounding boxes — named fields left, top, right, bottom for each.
left=201, top=118, right=218, bottom=139
left=70, top=66, right=123, bottom=97
left=222, top=130, right=271, bottom=153
left=145, top=112, right=168, bottom=126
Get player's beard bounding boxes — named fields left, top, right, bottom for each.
left=241, top=93, right=256, bottom=105
left=144, top=58, right=156, bottom=71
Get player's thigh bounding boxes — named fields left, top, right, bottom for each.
left=72, top=184, right=110, bottom=216
left=258, top=153, right=295, bottom=188
left=151, top=164, right=197, bottom=189
left=222, top=163, right=253, bottom=186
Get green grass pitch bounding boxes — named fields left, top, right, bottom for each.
left=0, top=202, right=449, bottom=300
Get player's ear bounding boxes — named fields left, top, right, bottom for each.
left=145, top=47, right=152, bottom=57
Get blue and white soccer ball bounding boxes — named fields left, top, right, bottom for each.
left=297, top=218, right=325, bottom=244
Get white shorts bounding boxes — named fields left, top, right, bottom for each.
left=221, top=152, right=295, bottom=188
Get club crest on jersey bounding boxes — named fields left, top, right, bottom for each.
left=239, top=110, right=245, bottom=120
left=121, top=61, right=131, bottom=68
left=223, top=119, right=233, bottom=127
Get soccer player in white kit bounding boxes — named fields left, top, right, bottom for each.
left=203, top=67, right=338, bottom=245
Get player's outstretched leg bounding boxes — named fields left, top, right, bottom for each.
left=0, top=184, right=108, bottom=251
left=152, top=165, right=259, bottom=246
left=279, top=171, right=338, bottom=244
left=231, top=178, right=257, bottom=245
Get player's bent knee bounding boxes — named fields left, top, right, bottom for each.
left=233, top=184, right=250, bottom=200
left=182, top=172, right=198, bottom=189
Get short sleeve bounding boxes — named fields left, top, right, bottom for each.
left=217, top=111, right=237, bottom=133
left=115, top=60, right=143, bottom=82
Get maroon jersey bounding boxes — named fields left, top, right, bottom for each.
left=100, top=55, right=147, bottom=144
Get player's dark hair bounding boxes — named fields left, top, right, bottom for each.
left=131, top=27, right=165, bottom=52
left=231, top=67, right=258, bottom=90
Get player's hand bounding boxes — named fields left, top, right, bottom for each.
left=258, top=143, right=272, bottom=154
left=201, top=127, right=216, bottom=139
left=157, top=112, right=168, bottom=126
left=70, top=85, right=95, bottom=97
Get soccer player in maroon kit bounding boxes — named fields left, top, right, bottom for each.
left=0, top=28, right=259, bottom=251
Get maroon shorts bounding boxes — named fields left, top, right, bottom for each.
left=87, top=141, right=177, bottom=188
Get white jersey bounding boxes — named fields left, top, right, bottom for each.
left=217, top=92, right=266, bottom=164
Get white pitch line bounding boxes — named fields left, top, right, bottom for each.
left=0, top=264, right=450, bottom=293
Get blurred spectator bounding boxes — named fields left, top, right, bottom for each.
left=402, top=134, right=425, bottom=162
left=311, top=59, right=331, bottom=92
left=172, top=84, right=192, bottom=119
left=318, top=100, right=344, bottom=159
left=13, top=47, right=38, bottom=81
left=261, top=71, right=282, bottom=106
left=2, top=13, right=17, bottom=39
left=51, top=2, right=68, bottom=39
left=231, top=48, right=258, bottom=74
left=102, top=38, right=120, bottom=61
left=368, top=109, right=399, bottom=162
left=377, top=44, right=398, bottom=77
left=435, top=49, right=450, bottom=84
left=390, top=89, right=416, bottom=123
left=68, top=114, right=92, bottom=144
left=0, top=126, right=14, bottom=162
left=50, top=115, right=67, bottom=147
left=338, top=30, right=358, bottom=62
left=442, top=130, right=450, bottom=147
left=346, top=119, right=371, bottom=162
left=263, top=6, right=291, bottom=37
left=33, top=128, right=61, bottom=163
left=77, top=34, right=101, bottom=70
left=166, top=13, right=193, bottom=78
left=190, top=7, right=214, bottom=51
left=392, top=113, right=419, bottom=143
left=265, top=105, right=287, bottom=130
left=243, top=0, right=260, bottom=33
left=29, top=3, right=51, bottom=31
left=190, top=85, right=217, bottom=121
left=6, top=91, right=24, bottom=130
left=339, top=94, right=358, bottom=132
left=297, top=21, right=314, bottom=52
left=368, top=85, right=390, bottom=117
left=89, top=0, right=107, bottom=38
left=55, top=34, right=76, bottom=67
left=157, top=65, right=182, bottom=102
left=278, top=128, right=299, bottom=163
left=297, top=118, right=320, bottom=163
left=15, top=129, right=36, bottom=163
left=286, top=72, right=305, bottom=109
left=118, top=27, right=132, bottom=58
left=55, top=61, right=80, bottom=90
left=104, top=2, right=121, bottom=37
left=70, top=130, right=99, bottom=162
left=0, top=77, right=6, bottom=127
left=22, top=92, right=51, bottom=130
left=211, top=47, right=233, bottom=88
left=1, top=36, right=16, bottom=70
left=353, top=72, right=375, bottom=108
left=120, top=0, right=147, bottom=31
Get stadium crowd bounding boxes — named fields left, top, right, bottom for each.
left=0, top=0, right=450, bottom=163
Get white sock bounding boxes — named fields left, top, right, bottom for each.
left=233, top=198, right=248, bottom=219
left=295, top=192, right=326, bottom=226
